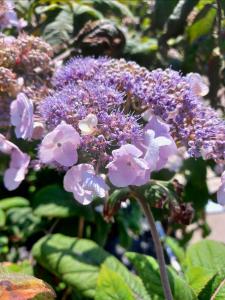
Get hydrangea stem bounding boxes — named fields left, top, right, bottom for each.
left=132, top=189, right=173, bottom=300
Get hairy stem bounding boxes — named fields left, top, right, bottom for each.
left=132, top=190, right=173, bottom=300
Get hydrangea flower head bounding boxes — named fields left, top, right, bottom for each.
left=64, top=164, right=109, bottom=205
left=52, top=57, right=225, bottom=162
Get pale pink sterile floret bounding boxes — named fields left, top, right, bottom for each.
left=0, top=134, right=30, bottom=190
left=217, top=171, right=225, bottom=206
left=186, top=73, right=209, bottom=97
left=64, top=164, right=109, bottom=205
left=10, top=93, right=34, bottom=140
left=107, top=144, right=150, bottom=188
left=144, top=115, right=177, bottom=170
left=39, top=121, right=80, bottom=167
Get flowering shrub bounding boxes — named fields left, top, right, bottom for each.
left=0, top=1, right=224, bottom=300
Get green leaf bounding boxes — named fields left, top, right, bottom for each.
left=95, top=265, right=136, bottom=300
left=0, top=197, right=29, bottom=210
left=126, top=252, right=195, bottom=300
left=32, top=184, right=94, bottom=220
left=185, top=266, right=215, bottom=296
left=42, top=5, right=74, bottom=46
left=32, top=234, right=111, bottom=298
left=7, top=207, right=44, bottom=240
left=0, top=235, right=8, bottom=254
left=182, top=158, right=209, bottom=210
left=1, top=260, right=33, bottom=275
left=199, top=270, right=225, bottom=300
left=151, top=0, right=178, bottom=29
left=103, top=256, right=151, bottom=300
left=0, top=208, right=6, bottom=228
left=72, top=3, right=103, bottom=34
left=185, top=240, right=225, bottom=273
left=165, top=237, right=185, bottom=265
left=187, top=5, right=217, bottom=44
left=185, top=240, right=225, bottom=299
left=92, top=0, right=134, bottom=18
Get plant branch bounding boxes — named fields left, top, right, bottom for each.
left=131, top=189, right=173, bottom=300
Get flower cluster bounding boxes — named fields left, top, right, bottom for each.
left=53, top=57, right=225, bottom=162
left=1, top=55, right=225, bottom=206
left=0, top=33, right=54, bottom=133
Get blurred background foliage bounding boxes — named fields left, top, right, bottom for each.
left=1, top=0, right=225, bottom=299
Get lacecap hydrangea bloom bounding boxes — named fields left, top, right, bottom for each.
left=1, top=56, right=225, bottom=205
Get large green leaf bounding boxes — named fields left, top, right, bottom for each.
left=185, top=240, right=225, bottom=299
left=32, top=184, right=94, bottom=220
left=103, top=256, right=151, bottom=300
left=185, top=240, right=225, bottom=273
left=0, top=197, right=29, bottom=210
left=95, top=265, right=136, bottom=300
left=32, top=234, right=111, bottom=298
left=126, top=252, right=195, bottom=300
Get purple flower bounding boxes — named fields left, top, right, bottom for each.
left=40, top=81, right=141, bottom=161
left=0, top=134, right=30, bottom=190
left=107, top=144, right=150, bottom=187
left=137, top=129, right=173, bottom=171
left=10, top=93, right=34, bottom=140
left=186, top=73, right=209, bottom=97
left=144, top=115, right=177, bottom=170
left=217, top=171, right=225, bottom=206
left=39, top=121, right=80, bottom=167
left=63, top=164, right=109, bottom=205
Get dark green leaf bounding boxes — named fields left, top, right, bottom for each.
left=0, top=208, right=6, bottom=228
left=32, top=234, right=111, bottom=298
left=32, top=184, right=94, bottom=221
left=126, top=252, right=195, bottom=300
left=7, top=207, right=44, bottom=240
left=42, top=5, right=73, bottom=46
